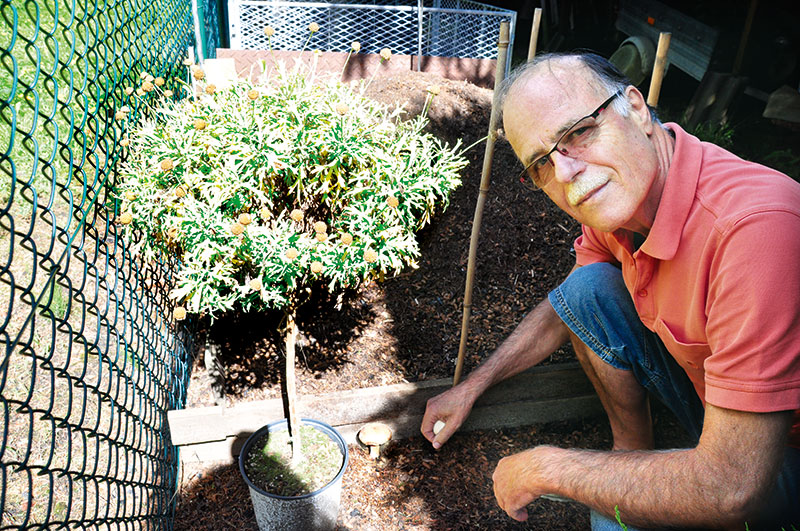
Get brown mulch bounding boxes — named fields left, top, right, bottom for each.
left=174, top=70, right=695, bottom=530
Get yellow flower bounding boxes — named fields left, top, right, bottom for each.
left=427, top=84, right=441, bottom=96
left=120, top=138, right=130, bottom=147
left=114, top=111, right=126, bottom=121
left=119, top=212, right=133, bottom=225
left=290, top=209, right=303, bottom=222
left=310, top=261, right=323, bottom=274
left=145, top=74, right=155, bottom=83
left=173, top=306, right=187, bottom=321
left=247, top=89, right=259, bottom=100
left=139, top=72, right=149, bottom=80
left=340, top=232, right=353, bottom=245
left=308, top=22, right=319, bottom=33
left=124, top=191, right=137, bottom=201
left=285, top=248, right=299, bottom=260
left=155, top=77, right=165, bottom=86
left=142, top=81, right=154, bottom=92
left=136, top=88, right=145, bottom=96
left=231, top=222, right=245, bottom=236
left=164, top=89, right=174, bottom=98
left=160, top=159, right=174, bottom=171
left=313, top=221, right=327, bottom=233
left=249, top=278, right=262, bottom=291
left=264, top=26, right=275, bottom=37
left=182, top=58, right=194, bottom=66
left=205, top=84, right=216, bottom=95
left=192, top=68, right=205, bottom=81
left=260, top=207, right=271, bottom=219
left=380, top=48, right=392, bottom=61
left=315, top=232, right=327, bottom=242
left=387, top=196, right=399, bottom=208
left=124, top=87, right=134, bottom=96
left=238, top=213, right=252, bottom=226
left=364, top=249, right=378, bottom=263
left=351, top=41, right=361, bottom=53
left=194, top=118, right=207, bottom=130
left=175, top=185, right=187, bottom=198
left=335, top=103, right=349, bottom=115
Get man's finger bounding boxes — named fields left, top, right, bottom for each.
left=509, top=507, right=528, bottom=522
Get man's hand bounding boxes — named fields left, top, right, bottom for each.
left=420, top=297, right=572, bottom=450
left=420, top=384, right=479, bottom=448
left=492, top=447, right=550, bottom=521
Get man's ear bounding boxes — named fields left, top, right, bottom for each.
left=625, top=86, right=654, bottom=134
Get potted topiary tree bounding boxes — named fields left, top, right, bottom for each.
left=115, top=25, right=469, bottom=530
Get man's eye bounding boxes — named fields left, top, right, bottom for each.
left=568, top=125, right=594, bottom=140
left=533, top=156, right=550, bottom=169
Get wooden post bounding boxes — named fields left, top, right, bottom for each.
left=453, top=21, right=510, bottom=386
left=733, top=0, right=758, bottom=76
left=527, top=7, right=543, bottom=62
left=647, top=32, right=671, bottom=107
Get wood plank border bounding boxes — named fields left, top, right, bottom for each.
left=168, top=363, right=602, bottom=464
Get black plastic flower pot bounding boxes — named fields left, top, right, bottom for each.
left=238, top=418, right=349, bottom=531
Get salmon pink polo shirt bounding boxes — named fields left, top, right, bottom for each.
left=574, top=123, right=800, bottom=448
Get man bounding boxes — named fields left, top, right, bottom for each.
left=420, top=52, right=800, bottom=530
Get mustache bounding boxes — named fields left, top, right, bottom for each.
left=567, top=174, right=609, bottom=205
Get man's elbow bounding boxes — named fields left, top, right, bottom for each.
left=715, top=481, right=771, bottom=526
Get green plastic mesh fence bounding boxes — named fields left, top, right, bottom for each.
left=1, top=0, right=202, bottom=527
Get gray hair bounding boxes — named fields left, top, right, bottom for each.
left=498, top=52, right=660, bottom=124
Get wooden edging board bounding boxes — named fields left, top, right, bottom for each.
left=168, top=362, right=602, bottom=464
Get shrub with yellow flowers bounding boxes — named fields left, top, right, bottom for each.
left=117, top=26, right=471, bottom=463
left=116, top=26, right=468, bottom=321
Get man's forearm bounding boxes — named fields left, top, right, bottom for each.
left=460, top=297, right=570, bottom=397
left=495, top=407, right=793, bottom=528
left=539, top=446, right=735, bottom=527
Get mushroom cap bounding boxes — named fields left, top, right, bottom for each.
left=358, top=422, right=392, bottom=446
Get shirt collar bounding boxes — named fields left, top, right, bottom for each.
left=630, top=123, right=702, bottom=261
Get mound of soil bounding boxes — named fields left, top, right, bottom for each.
left=185, top=71, right=582, bottom=407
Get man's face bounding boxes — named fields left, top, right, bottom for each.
left=503, top=60, right=662, bottom=234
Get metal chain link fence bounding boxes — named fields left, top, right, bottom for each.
left=1, top=0, right=198, bottom=527
left=228, top=0, right=516, bottom=64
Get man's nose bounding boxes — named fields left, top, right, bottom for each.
left=550, top=150, right=586, bottom=183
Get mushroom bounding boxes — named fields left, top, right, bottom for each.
left=358, top=422, right=392, bottom=459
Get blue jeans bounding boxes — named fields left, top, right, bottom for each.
left=548, top=263, right=800, bottom=531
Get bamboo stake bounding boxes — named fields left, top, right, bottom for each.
left=527, top=7, right=543, bottom=62
left=647, top=32, right=672, bottom=107
left=453, top=21, right=510, bottom=386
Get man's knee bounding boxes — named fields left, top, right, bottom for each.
left=559, top=262, right=628, bottom=307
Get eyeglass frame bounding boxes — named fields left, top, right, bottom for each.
left=518, top=89, right=625, bottom=190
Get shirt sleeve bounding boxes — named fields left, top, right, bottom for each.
left=704, top=209, right=800, bottom=412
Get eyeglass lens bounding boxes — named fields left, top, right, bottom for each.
left=527, top=114, right=602, bottom=188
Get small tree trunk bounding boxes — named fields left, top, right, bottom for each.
left=283, top=306, right=302, bottom=466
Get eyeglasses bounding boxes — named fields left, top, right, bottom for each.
left=518, top=90, right=624, bottom=191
